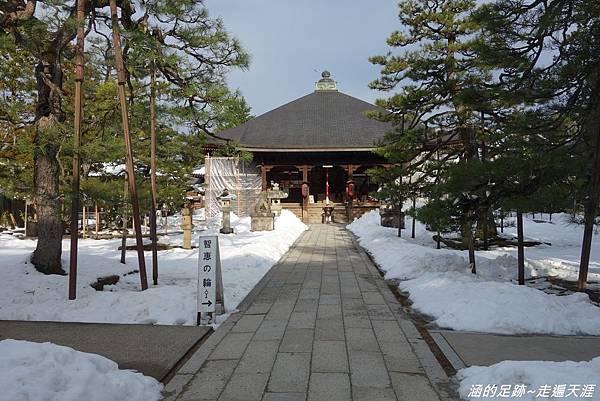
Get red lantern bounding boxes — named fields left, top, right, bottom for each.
left=346, top=181, right=355, bottom=198
left=301, top=182, right=310, bottom=198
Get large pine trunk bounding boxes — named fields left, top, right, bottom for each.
left=578, top=80, right=600, bottom=290
left=476, top=209, right=498, bottom=243
left=462, top=218, right=477, bottom=273
left=30, top=61, right=65, bottom=275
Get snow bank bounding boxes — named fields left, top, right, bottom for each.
left=348, top=210, right=600, bottom=335
left=403, top=273, right=600, bottom=334
left=0, top=210, right=306, bottom=326
left=457, top=358, right=600, bottom=400
left=0, top=339, right=162, bottom=401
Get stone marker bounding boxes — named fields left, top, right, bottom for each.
left=181, top=206, right=193, bottom=249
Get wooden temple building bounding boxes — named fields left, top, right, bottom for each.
left=214, top=71, right=393, bottom=223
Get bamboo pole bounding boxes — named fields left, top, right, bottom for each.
left=120, top=175, right=128, bottom=264
left=110, top=0, right=148, bottom=290
left=150, top=64, right=159, bottom=285
left=68, top=0, right=85, bottom=300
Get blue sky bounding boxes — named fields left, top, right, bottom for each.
left=204, top=0, right=400, bottom=116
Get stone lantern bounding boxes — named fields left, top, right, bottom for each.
left=218, top=188, right=236, bottom=234
left=270, top=183, right=287, bottom=216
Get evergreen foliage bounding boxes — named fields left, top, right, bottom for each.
left=370, top=0, right=596, bottom=283
left=474, top=0, right=599, bottom=287
left=0, top=0, right=250, bottom=273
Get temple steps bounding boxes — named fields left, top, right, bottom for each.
left=282, top=203, right=379, bottom=224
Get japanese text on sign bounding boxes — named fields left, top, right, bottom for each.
left=197, top=235, right=217, bottom=313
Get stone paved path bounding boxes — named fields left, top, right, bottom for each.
left=165, top=224, right=454, bottom=401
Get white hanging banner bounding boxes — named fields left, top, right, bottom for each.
left=197, top=235, right=224, bottom=319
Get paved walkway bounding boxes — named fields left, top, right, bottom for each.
left=166, top=224, right=454, bottom=401
left=431, top=330, right=600, bottom=371
left=0, top=320, right=211, bottom=381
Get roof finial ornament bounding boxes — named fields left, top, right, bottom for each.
left=315, top=70, right=337, bottom=91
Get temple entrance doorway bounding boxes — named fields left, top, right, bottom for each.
left=309, top=165, right=347, bottom=203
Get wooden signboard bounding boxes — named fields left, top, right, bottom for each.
left=197, top=235, right=224, bottom=324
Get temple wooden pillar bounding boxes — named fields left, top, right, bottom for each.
left=261, top=165, right=272, bottom=191
left=345, top=164, right=355, bottom=179
left=302, top=165, right=309, bottom=222
left=344, top=164, right=355, bottom=221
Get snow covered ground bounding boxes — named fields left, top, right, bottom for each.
left=0, top=339, right=162, bottom=401
left=457, top=358, right=600, bottom=400
left=348, top=209, right=600, bottom=335
left=0, top=210, right=306, bottom=326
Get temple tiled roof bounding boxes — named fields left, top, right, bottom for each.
left=217, top=89, right=394, bottom=151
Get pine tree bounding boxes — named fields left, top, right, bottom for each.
left=370, top=0, right=493, bottom=271
left=0, top=36, right=35, bottom=199
left=1, top=2, right=77, bottom=273
left=0, top=0, right=248, bottom=275
left=484, top=111, right=574, bottom=283
left=475, top=0, right=600, bottom=289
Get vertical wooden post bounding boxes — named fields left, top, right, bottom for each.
left=68, top=0, right=85, bottom=300
left=517, top=211, right=525, bottom=285
left=120, top=175, right=128, bottom=264
left=95, top=204, right=99, bottom=238
left=301, top=166, right=308, bottom=222
left=164, top=208, right=168, bottom=235
left=398, top=113, right=405, bottom=238
left=149, top=64, right=159, bottom=285
left=205, top=154, right=211, bottom=218
left=411, top=197, right=416, bottom=239
left=482, top=209, right=489, bottom=251
left=397, top=175, right=402, bottom=238
left=82, top=205, right=87, bottom=239
left=467, top=219, right=476, bottom=274
left=397, top=207, right=402, bottom=237
left=110, top=0, right=148, bottom=290
left=236, top=157, right=241, bottom=215
left=347, top=164, right=354, bottom=178
left=261, top=165, right=267, bottom=191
